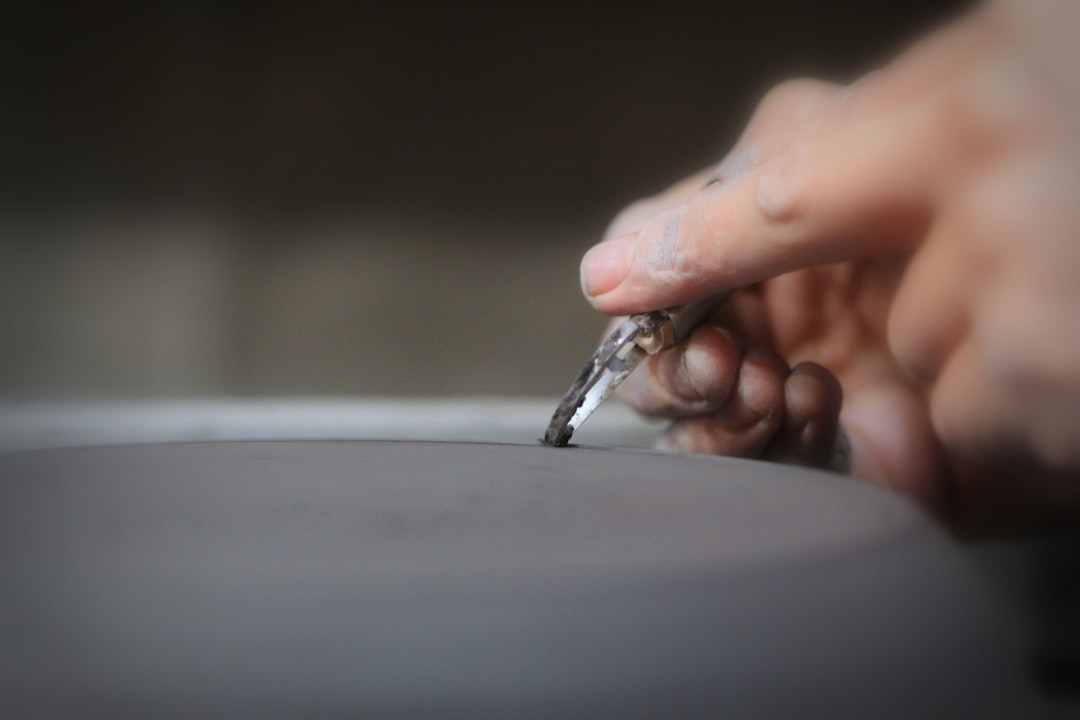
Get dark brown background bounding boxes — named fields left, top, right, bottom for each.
left=0, top=1, right=968, bottom=397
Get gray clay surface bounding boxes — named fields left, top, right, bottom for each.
left=0, top=441, right=1039, bottom=718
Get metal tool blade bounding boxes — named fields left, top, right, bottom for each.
left=542, top=294, right=732, bottom=447
left=542, top=320, right=645, bottom=447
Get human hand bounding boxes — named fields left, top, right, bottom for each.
left=581, top=3, right=1080, bottom=534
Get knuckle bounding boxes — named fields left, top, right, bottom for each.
left=756, top=78, right=836, bottom=124
left=754, top=146, right=809, bottom=222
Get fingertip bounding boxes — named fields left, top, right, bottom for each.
left=679, top=326, right=744, bottom=402
left=784, top=361, right=843, bottom=429
left=585, top=203, right=714, bottom=314
left=765, top=362, right=843, bottom=469
left=737, top=348, right=790, bottom=422
left=644, top=325, right=743, bottom=415
left=655, top=347, right=788, bottom=458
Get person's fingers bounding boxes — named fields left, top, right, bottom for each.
left=928, top=306, right=1075, bottom=471
left=602, top=169, right=715, bottom=242
left=901, top=146, right=1080, bottom=467
left=973, top=289, right=1080, bottom=470
left=615, top=325, right=743, bottom=419
left=990, top=0, right=1080, bottom=119
left=582, top=13, right=1011, bottom=316
left=928, top=337, right=1023, bottom=465
left=591, top=79, right=841, bottom=298
left=869, top=8, right=1003, bottom=112
left=656, top=348, right=788, bottom=456
left=707, top=285, right=773, bottom=349
left=763, top=362, right=843, bottom=468
left=839, top=376, right=953, bottom=517
left=887, top=212, right=973, bottom=383
left=581, top=92, right=960, bottom=315
left=601, top=79, right=840, bottom=245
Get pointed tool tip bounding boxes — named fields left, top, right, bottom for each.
left=541, top=425, right=572, bottom=447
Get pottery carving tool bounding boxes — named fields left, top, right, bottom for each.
left=543, top=294, right=730, bottom=447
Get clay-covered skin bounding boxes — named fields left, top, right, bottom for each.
left=579, top=2, right=1080, bottom=536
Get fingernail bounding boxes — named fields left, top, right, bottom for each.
left=580, top=236, right=632, bottom=297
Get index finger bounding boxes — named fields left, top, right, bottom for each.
left=581, top=92, right=964, bottom=315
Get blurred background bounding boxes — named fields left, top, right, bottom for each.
left=3, top=1, right=1079, bottom=711
left=0, top=0, right=968, bottom=399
